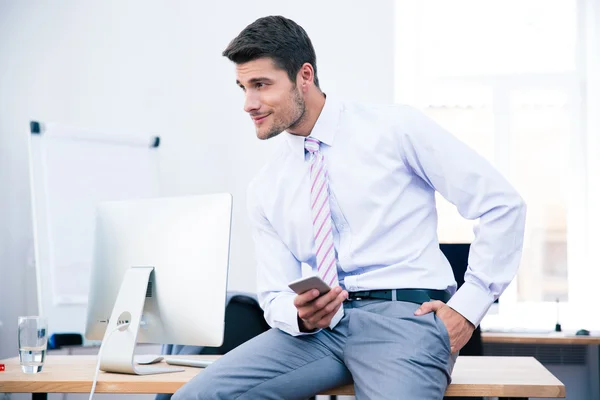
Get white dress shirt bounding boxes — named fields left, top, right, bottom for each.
left=247, top=96, right=526, bottom=336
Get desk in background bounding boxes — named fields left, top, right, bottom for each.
left=482, top=331, right=600, bottom=345
left=482, top=331, right=600, bottom=400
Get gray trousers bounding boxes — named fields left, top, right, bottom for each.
left=172, top=299, right=458, bottom=400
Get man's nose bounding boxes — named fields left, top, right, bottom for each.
left=244, top=92, right=260, bottom=113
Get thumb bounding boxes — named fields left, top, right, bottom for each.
left=414, top=300, right=444, bottom=316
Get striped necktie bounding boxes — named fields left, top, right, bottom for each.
left=305, top=137, right=344, bottom=328
left=305, top=137, right=340, bottom=289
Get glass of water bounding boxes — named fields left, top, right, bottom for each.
left=18, top=316, right=47, bottom=374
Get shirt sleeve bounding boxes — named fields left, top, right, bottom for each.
left=396, top=105, right=527, bottom=327
left=247, top=182, right=320, bottom=336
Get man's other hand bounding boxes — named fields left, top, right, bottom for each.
left=415, top=300, right=475, bottom=354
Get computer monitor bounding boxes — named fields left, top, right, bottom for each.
left=84, top=193, right=232, bottom=375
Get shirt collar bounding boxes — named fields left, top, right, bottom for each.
left=285, top=95, right=341, bottom=159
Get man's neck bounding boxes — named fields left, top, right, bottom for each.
left=287, top=92, right=326, bottom=137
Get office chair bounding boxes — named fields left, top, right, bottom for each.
left=195, top=293, right=271, bottom=355
left=440, top=243, right=483, bottom=400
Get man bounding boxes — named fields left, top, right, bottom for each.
left=173, top=15, right=526, bottom=400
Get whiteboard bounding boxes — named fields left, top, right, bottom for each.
left=28, top=121, right=160, bottom=336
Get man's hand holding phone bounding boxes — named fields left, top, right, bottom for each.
left=293, top=285, right=348, bottom=332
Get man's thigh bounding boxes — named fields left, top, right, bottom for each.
left=344, top=300, right=456, bottom=400
left=172, top=326, right=352, bottom=400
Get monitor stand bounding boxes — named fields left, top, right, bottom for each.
left=99, top=266, right=183, bottom=375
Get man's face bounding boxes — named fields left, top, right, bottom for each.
left=236, top=58, right=306, bottom=140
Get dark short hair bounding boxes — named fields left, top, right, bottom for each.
left=222, top=16, right=320, bottom=88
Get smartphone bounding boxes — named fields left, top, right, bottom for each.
left=288, top=275, right=332, bottom=296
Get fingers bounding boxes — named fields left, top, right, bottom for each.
left=313, top=287, right=344, bottom=310
left=307, top=290, right=348, bottom=325
left=293, top=289, right=321, bottom=308
left=296, top=288, right=348, bottom=329
left=313, top=302, right=343, bottom=329
left=295, top=286, right=343, bottom=320
left=414, top=300, right=445, bottom=316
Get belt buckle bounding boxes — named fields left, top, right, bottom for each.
left=350, top=291, right=369, bottom=301
left=356, top=290, right=371, bottom=301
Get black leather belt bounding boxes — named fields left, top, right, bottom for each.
left=347, top=289, right=450, bottom=304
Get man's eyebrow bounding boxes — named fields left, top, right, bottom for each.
left=236, top=77, right=273, bottom=86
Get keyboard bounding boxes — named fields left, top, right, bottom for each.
left=164, top=357, right=214, bottom=368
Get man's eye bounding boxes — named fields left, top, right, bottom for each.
left=256, top=83, right=264, bottom=89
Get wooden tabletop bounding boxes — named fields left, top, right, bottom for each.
left=0, top=355, right=565, bottom=398
left=482, top=331, right=600, bottom=345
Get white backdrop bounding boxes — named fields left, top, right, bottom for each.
left=0, top=0, right=394, bottom=361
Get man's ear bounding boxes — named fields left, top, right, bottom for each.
left=298, top=63, right=315, bottom=87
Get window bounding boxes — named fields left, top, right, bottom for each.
left=395, top=0, right=584, bottom=327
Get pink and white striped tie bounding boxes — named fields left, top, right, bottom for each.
left=305, top=137, right=344, bottom=328
left=305, top=137, right=340, bottom=288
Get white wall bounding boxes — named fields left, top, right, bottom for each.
left=0, top=0, right=394, bottom=360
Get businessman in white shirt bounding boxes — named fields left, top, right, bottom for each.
left=173, top=15, right=526, bottom=400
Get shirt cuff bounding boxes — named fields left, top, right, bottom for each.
left=446, top=281, right=495, bottom=327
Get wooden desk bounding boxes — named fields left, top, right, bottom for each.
left=482, top=331, right=600, bottom=400
left=482, top=331, right=600, bottom=345
left=0, top=355, right=565, bottom=399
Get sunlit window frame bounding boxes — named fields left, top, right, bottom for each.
left=394, top=0, right=595, bottom=330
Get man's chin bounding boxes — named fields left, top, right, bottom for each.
left=256, top=128, right=283, bottom=141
